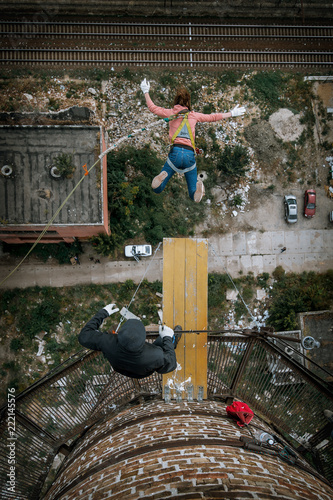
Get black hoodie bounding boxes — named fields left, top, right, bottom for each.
left=78, top=309, right=177, bottom=379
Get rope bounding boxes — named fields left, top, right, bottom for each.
left=115, top=241, right=163, bottom=332
left=0, top=119, right=166, bottom=287
left=209, top=242, right=258, bottom=327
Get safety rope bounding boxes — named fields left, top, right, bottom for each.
left=209, top=242, right=258, bottom=327
left=0, top=119, right=166, bottom=287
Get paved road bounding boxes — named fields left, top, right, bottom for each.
left=0, top=229, right=332, bottom=289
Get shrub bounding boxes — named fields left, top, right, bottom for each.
left=217, top=144, right=250, bottom=178
left=232, top=194, right=243, bottom=207
left=257, top=272, right=270, bottom=288
left=267, top=271, right=332, bottom=331
left=203, top=103, right=215, bottom=114
left=3, top=240, right=83, bottom=264
left=272, top=266, right=285, bottom=281
left=18, top=293, right=61, bottom=340
left=10, top=338, right=23, bottom=351
left=246, top=71, right=287, bottom=112
left=53, top=153, right=75, bottom=179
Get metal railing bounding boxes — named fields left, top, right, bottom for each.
left=0, top=330, right=332, bottom=499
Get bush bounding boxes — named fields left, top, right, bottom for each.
left=3, top=239, right=83, bottom=264
left=18, top=292, right=61, bottom=340
left=257, top=272, right=270, bottom=288
left=217, top=144, right=250, bottom=178
left=267, top=271, right=332, bottom=331
left=10, top=338, right=23, bottom=351
left=53, top=153, right=75, bottom=179
left=232, top=194, right=243, bottom=207
left=203, top=103, right=215, bottom=114
left=272, top=266, right=285, bottom=282
left=246, top=71, right=287, bottom=112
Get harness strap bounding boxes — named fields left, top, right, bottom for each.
left=167, top=156, right=196, bottom=174
left=171, top=112, right=196, bottom=151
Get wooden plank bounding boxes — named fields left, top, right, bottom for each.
left=184, top=238, right=198, bottom=396
left=162, top=238, right=174, bottom=329
left=162, top=238, right=185, bottom=396
left=171, top=238, right=186, bottom=392
left=162, top=238, right=208, bottom=400
left=195, top=239, right=208, bottom=399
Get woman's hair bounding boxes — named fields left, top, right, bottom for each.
left=173, top=87, right=191, bottom=110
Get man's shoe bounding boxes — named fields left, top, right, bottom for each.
left=173, top=325, right=183, bottom=348
left=152, top=171, right=168, bottom=189
left=194, top=179, right=205, bottom=203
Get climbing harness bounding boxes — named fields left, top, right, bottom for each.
left=171, top=111, right=196, bottom=150
left=165, top=110, right=203, bottom=156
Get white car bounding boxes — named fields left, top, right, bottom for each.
left=284, top=195, right=298, bottom=223
left=125, top=244, right=152, bottom=262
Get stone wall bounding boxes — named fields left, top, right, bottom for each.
left=44, top=400, right=333, bottom=499
left=1, top=0, right=332, bottom=20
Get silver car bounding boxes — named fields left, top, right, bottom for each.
left=125, top=244, right=152, bottom=262
left=284, top=195, right=298, bottom=223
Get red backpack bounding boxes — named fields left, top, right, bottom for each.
left=226, top=401, right=254, bottom=427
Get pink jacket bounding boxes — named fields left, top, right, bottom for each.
left=145, top=94, right=231, bottom=148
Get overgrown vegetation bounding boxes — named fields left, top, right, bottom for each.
left=53, top=153, right=75, bottom=179
left=216, top=144, right=250, bottom=178
left=267, top=268, right=333, bottom=330
left=244, top=71, right=314, bottom=118
left=3, top=239, right=83, bottom=264
left=91, top=145, right=205, bottom=255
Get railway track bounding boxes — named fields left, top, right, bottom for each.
left=1, top=21, right=332, bottom=68
left=1, top=48, right=332, bottom=67
left=1, top=21, right=333, bottom=39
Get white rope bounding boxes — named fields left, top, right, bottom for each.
left=102, top=119, right=166, bottom=158
left=115, top=241, right=163, bottom=332
left=209, top=242, right=258, bottom=327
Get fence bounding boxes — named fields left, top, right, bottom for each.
left=0, top=330, right=332, bottom=499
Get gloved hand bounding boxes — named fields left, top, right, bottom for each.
left=230, top=104, right=246, bottom=117
left=159, top=324, right=174, bottom=339
left=140, top=78, right=150, bottom=94
left=103, top=303, right=119, bottom=316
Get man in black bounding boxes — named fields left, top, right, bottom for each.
left=78, top=303, right=180, bottom=379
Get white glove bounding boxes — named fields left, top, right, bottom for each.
left=103, top=303, right=119, bottom=316
left=230, top=104, right=246, bottom=117
left=140, top=78, right=150, bottom=94
left=159, top=324, right=174, bottom=339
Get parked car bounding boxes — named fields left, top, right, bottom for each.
left=284, top=195, right=297, bottom=223
left=329, top=211, right=333, bottom=223
left=125, top=244, right=152, bottom=262
left=304, top=189, right=316, bottom=218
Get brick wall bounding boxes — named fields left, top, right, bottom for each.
left=44, top=400, right=333, bottom=500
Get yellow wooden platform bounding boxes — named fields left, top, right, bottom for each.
left=162, top=238, right=208, bottom=400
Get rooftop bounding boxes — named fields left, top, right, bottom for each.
left=0, top=125, right=103, bottom=226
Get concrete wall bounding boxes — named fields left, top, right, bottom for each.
left=0, top=0, right=332, bottom=20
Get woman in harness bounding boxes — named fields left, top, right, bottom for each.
left=140, top=78, right=246, bottom=202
